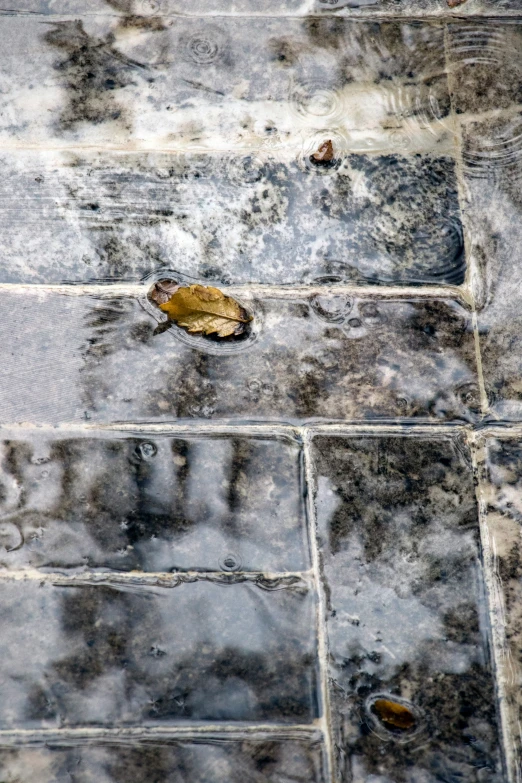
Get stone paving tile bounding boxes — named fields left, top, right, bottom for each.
left=0, top=17, right=451, bottom=151
left=0, top=579, right=318, bottom=728
left=458, top=114, right=522, bottom=420
left=2, top=0, right=522, bottom=17
left=447, top=21, right=522, bottom=116
left=0, top=149, right=463, bottom=286
left=310, top=432, right=503, bottom=782
left=0, top=432, right=309, bottom=573
left=0, top=291, right=478, bottom=424
left=0, top=736, right=328, bottom=783
left=480, top=436, right=522, bottom=781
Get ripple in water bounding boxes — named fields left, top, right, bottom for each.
left=291, top=79, right=346, bottom=127
left=224, top=154, right=265, bottom=187
left=298, top=131, right=348, bottom=175
left=184, top=26, right=227, bottom=66
left=464, top=115, right=522, bottom=180
left=449, top=24, right=522, bottom=178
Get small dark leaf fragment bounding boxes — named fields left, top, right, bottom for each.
left=371, top=699, right=416, bottom=731
left=149, top=279, right=180, bottom=306
left=153, top=320, right=173, bottom=336
left=311, top=140, right=334, bottom=164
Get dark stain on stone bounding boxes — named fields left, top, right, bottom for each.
left=268, top=37, right=301, bottom=67
left=44, top=20, right=146, bottom=132
left=303, top=17, right=345, bottom=50
left=314, top=436, right=477, bottom=559
left=312, top=433, right=502, bottom=782
left=443, top=602, right=481, bottom=644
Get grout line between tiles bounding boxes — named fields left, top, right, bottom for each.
left=0, top=724, right=322, bottom=744
left=303, top=429, right=335, bottom=783
left=0, top=569, right=312, bottom=584
left=1, top=12, right=521, bottom=20
left=8, top=421, right=522, bottom=437
left=0, top=421, right=471, bottom=437
left=470, top=431, right=516, bottom=783
left=0, top=282, right=472, bottom=305
left=472, top=309, right=490, bottom=417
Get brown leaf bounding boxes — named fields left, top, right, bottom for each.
left=311, top=140, right=334, bottom=163
left=159, top=284, right=252, bottom=338
left=371, top=699, right=416, bottom=731
left=447, top=0, right=467, bottom=6
left=149, top=279, right=181, bottom=306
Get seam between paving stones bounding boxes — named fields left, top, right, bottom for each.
left=0, top=283, right=472, bottom=302
left=0, top=11, right=521, bottom=19
left=0, top=570, right=313, bottom=583
left=470, top=431, right=516, bottom=783
left=303, top=429, right=335, bottom=783
left=0, top=725, right=323, bottom=743
left=445, top=16, right=515, bottom=775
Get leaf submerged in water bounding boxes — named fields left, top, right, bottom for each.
left=311, top=140, right=334, bottom=164
left=371, top=699, right=416, bottom=731
left=158, top=283, right=252, bottom=338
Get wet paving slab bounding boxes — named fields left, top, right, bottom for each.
left=0, top=432, right=309, bottom=573
left=0, top=17, right=452, bottom=150
left=0, top=578, right=318, bottom=728
left=457, top=117, right=522, bottom=421
left=478, top=436, right=522, bottom=781
left=0, top=291, right=478, bottom=424
left=310, top=432, right=503, bottom=783
left=2, top=3, right=522, bottom=782
left=0, top=149, right=463, bottom=285
left=1, top=0, right=521, bottom=17
left=0, top=735, right=328, bottom=783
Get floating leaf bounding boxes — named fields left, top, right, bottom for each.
left=447, top=0, right=467, bottom=5
left=371, top=699, right=416, bottom=731
left=159, top=284, right=252, bottom=338
left=311, top=140, right=334, bottom=164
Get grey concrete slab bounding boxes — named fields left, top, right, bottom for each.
left=0, top=578, right=318, bottom=728
left=0, top=290, right=478, bottom=424
left=311, top=432, right=503, bottom=783
left=0, top=431, right=309, bottom=573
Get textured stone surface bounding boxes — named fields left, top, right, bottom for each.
left=0, top=737, right=328, bottom=783
left=1, top=4, right=522, bottom=781
left=459, top=114, right=522, bottom=420
left=0, top=291, right=478, bottom=424
left=480, top=436, right=522, bottom=779
left=0, top=432, right=309, bottom=573
left=0, top=17, right=451, bottom=151
left=311, top=432, right=503, bottom=782
left=0, top=150, right=464, bottom=285
left=448, top=22, right=522, bottom=116
left=0, top=0, right=521, bottom=17
left=0, top=579, right=318, bottom=728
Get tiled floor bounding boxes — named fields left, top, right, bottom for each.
left=2, top=2, right=522, bottom=782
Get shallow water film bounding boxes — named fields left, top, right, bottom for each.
left=2, top=1, right=522, bottom=782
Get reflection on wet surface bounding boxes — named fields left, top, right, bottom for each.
left=0, top=580, right=318, bottom=728
left=311, top=433, right=503, bottom=782
left=2, top=1, right=522, bottom=780
left=480, top=438, right=522, bottom=776
left=0, top=433, right=309, bottom=573
left=0, top=736, right=327, bottom=783
left=0, top=737, right=327, bottom=783
left=0, top=292, right=478, bottom=424
left=0, top=150, right=464, bottom=286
